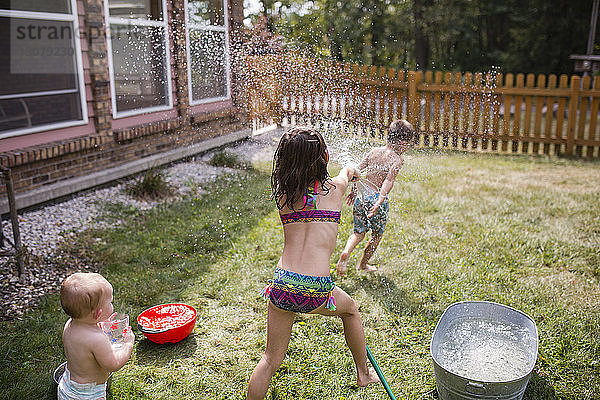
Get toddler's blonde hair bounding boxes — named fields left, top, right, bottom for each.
left=60, top=272, right=110, bottom=319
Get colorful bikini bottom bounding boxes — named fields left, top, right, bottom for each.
left=262, top=267, right=336, bottom=313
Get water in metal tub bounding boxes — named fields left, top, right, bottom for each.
left=435, top=317, right=533, bottom=382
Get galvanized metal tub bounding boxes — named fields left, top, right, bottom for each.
left=430, top=301, right=538, bottom=400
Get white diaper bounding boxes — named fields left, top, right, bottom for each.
left=57, top=367, right=107, bottom=400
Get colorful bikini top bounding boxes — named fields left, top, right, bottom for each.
left=280, top=181, right=341, bottom=225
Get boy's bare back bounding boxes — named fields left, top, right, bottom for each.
left=359, top=146, right=404, bottom=190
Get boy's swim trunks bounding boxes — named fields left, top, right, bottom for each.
left=353, top=193, right=389, bottom=235
left=57, top=367, right=107, bottom=400
left=262, top=267, right=336, bottom=313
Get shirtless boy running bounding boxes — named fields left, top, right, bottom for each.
left=337, top=119, right=415, bottom=276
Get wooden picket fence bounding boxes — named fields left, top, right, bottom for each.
left=247, top=55, right=600, bottom=158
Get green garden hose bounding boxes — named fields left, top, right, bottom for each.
left=366, top=345, right=397, bottom=400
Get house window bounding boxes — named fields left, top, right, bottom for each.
left=105, top=0, right=172, bottom=117
left=0, top=0, right=87, bottom=138
left=186, top=0, right=230, bottom=104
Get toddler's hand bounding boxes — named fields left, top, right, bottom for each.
left=123, top=326, right=135, bottom=344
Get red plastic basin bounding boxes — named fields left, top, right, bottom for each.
left=137, top=303, right=197, bottom=344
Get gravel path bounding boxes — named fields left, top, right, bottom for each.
left=0, top=129, right=281, bottom=320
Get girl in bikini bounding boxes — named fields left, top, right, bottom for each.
left=246, top=126, right=379, bottom=399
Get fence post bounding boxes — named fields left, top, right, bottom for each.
left=2, top=168, right=25, bottom=281
left=407, top=71, right=418, bottom=127
left=566, top=75, right=580, bottom=155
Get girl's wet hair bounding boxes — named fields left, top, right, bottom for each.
left=271, top=126, right=333, bottom=210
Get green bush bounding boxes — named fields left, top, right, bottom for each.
left=208, top=151, right=250, bottom=169
left=125, top=168, right=174, bottom=200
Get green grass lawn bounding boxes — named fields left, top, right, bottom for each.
left=1, top=150, right=599, bottom=400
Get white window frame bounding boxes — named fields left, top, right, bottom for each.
left=0, top=2, right=88, bottom=139
left=104, top=0, right=173, bottom=118
left=184, top=0, right=231, bottom=106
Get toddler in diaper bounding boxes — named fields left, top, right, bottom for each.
left=58, top=272, right=134, bottom=400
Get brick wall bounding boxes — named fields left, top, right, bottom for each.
left=0, top=0, right=249, bottom=199
left=83, top=0, right=112, bottom=138
left=0, top=112, right=247, bottom=196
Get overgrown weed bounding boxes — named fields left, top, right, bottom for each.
left=125, top=168, right=174, bottom=200
left=208, top=151, right=251, bottom=169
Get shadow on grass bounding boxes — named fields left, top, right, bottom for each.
left=345, top=273, right=437, bottom=318
left=421, top=388, right=438, bottom=399
left=135, top=334, right=198, bottom=366
left=418, top=373, right=560, bottom=400
left=0, top=172, right=276, bottom=400
left=524, top=372, right=561, bottom=400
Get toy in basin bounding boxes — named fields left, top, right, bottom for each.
left=137, top=303, right=197, bottom=344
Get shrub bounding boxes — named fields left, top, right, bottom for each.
left=125, top=168, right=174, bottom=200
left=208, top=151, right=250, bottom=169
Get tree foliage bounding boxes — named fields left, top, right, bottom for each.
left=247, top=0, right=599, bottom=74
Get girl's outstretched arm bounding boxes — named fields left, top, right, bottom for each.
left=338, top=166, right=361, bottom=185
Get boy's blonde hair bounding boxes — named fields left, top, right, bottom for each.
left=388, top=119, right=415, bottom=144
left=60, top=272, right=110, bottom=319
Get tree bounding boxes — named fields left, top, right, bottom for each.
left=245, top=0, right=598, bottom=74
left=414, top=0, right=432, bottom=69
left=245, top=14, right=285, bottom=55
left=502, top=0, right=594, bottom=74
